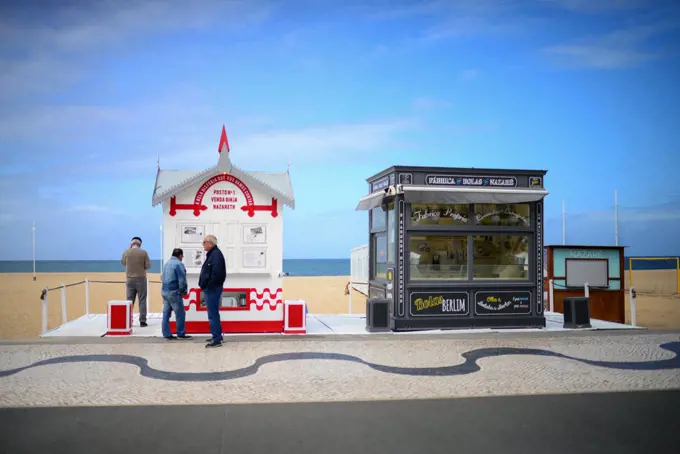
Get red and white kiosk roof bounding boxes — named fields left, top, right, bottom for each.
left=151, top=125, right=295, bottom=208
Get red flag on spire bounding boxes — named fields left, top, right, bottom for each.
left=218, top=125, right=230, bottom=153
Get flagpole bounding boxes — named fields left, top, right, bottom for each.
left=562, top=199, right=566, bottom=245
left=614, top=189, right=619, bottom=246
left=32, top=222, right=36, bottom=281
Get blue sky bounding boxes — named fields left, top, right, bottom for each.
left=1, top=0, right=679, bottom=260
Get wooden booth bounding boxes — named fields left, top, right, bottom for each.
left=356, top=165, right=549, bottom=331
left=544, top=245, right=626, bottom=324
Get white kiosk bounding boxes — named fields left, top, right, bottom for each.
left=152, top=125, right=304, bottom=334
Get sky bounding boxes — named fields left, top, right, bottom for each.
left=0, top=0, right=679, bottom=260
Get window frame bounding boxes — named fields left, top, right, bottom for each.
left=405, top=202, right=538, bottom=285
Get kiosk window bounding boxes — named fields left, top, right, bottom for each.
left=408, top=235, right=468, bottom=280
left=411, top=203, right=469, bottom=226
left=372, top=233, right=387, bottom=279
left=472, top=235, right=530, bottom=280
left=474, top=204, right=531, bottom=227
left=371, top=207, right=386, bottom=231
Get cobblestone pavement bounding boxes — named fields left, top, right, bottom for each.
left=1, top=331, right=679, bottom=408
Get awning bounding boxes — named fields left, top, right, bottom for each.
left=355, top=191, right=385, bottom=211
left=402, top=185, right=548, bottom=204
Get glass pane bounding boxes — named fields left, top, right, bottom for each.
left=409, top=235, right=468, bottom=280
left=371, top=207, right=386, bottom=230
left=472, top=235, right=530, bottom=280
left=474, top=204, right=531, bottom=227
left=373, top=233, right=387, bottom=279
left=387, top=204, right=395, bottom=263
left=411, top=204, right=470, bottom=226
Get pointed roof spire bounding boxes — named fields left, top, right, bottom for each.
left=218, top=124, right=230, bottom=154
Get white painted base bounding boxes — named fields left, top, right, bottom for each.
left=40, top=311, right=642, bottom=338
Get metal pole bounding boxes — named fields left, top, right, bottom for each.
left=348, top=282, right=353, bottom=314
left=42, top=289, right=48, bottom=335
left=549, top=279, right=554, bottom=313
left=32, top=222, right=36, bottom=281
left=160, top=223, right=164, bottom=277
left=85, top=279, right=90, bottom=315
left=614, top=190, right=619, bottom=246
left=60, top=284, right=67, bottom=324
left=562, top=199, right=566, bottom=245
left=629, top=287, right=636, bottom=327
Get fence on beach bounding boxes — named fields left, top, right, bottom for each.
left=39, top=278, right=161, bottom=336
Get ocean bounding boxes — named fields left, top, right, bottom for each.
left=0, top=259, right=351, bottom=276
left=0, top=256, right=676, bottom=274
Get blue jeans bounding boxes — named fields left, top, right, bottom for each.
left=203, top=287, right=223, bottom=342
left=162, top=292, right=186, bottom=338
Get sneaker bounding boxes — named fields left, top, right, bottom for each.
left=205, top=340, right=222, bottom=348
left=164, top=335, right=177, bottom=340
left=177, top=335, right=193, bottom=340
left=206, top=337, right=224, bottom=342
left=140, top=322, right=148, bottom=327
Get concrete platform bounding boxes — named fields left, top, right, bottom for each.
left=40, top=311, right=642, bottom=338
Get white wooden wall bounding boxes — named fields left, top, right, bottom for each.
left=350, top=244, right=369, bottom=296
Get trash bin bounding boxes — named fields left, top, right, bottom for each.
left=366, top=298, right=390, bottom=332
left=563, top=297, right=591, bottom=329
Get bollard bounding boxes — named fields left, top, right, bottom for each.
left=61, top=285, right=67, bottom=324
left=549, top=279, right=555, bottom=313
left=629, top=287, right=637, bottom=327
left=42, top=289, right=48, bottom=335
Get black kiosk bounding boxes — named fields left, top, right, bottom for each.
left=356, top=166, right=548, bottom=331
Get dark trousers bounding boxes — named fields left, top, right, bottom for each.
left=126, top=277, right=147, bottom=323
left=203, top=288, right=223, bottom=342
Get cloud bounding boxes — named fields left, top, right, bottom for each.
left=543, top=16, right=680, bottom=69
left=0, top=0, right=275, bottom=100
left=540, top=0, right=653, bottom=13
left=233, top=117, right=421, bottom=165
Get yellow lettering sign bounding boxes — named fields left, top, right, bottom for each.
left=414, top=296, right=444, bottom=312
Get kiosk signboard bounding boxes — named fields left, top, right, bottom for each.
left=474, top=291, right=532, bottom=315
left=409, top=291, right=469, bottom=316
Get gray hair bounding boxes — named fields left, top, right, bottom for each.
left=204, top=234, right=218, bottom=245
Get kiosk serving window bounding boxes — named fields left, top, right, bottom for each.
left=370, top=204, right=395, bottom=280
left=409, top=235, right=468, bottom=280
left=472, top=235, right=529, bottom=280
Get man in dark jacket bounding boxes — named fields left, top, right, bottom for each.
left=199, top=234, right=227, bottom=348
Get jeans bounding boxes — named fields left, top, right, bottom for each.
left=203, top=288, right=223, bottom=342
left=162, top=292, right=186, bottom=338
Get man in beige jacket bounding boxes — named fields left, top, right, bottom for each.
left=121, top=236, right=152, bottom=327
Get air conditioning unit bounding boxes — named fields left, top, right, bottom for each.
left=563, top=297, right=591, bottom=329
left=366, top=298, right=390, bottom=332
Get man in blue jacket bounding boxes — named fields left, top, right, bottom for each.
left=199, top=234, right=227, bottom=348
left=161, top=248, right=192, bottom=340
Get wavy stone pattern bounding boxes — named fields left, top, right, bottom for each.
left=1, top=341, right=679, bottom=382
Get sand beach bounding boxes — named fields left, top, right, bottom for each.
left=0, top=270, right=677, bottom=340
